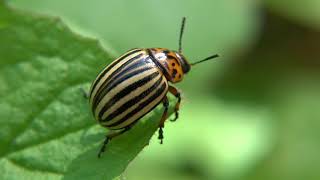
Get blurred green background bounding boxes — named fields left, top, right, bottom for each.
left=9, top=0, right=320, bottom=179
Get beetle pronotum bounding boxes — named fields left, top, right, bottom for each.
left=86, top=17, right=219, bottom=157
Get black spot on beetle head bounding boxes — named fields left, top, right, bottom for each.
left=172, top=68, right=178, bottom=78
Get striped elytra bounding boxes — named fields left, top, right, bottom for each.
left=87, top=17, right=219, bottom=158
left=89, top=48, right=169, bottom=130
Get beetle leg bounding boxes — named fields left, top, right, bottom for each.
left=80, top=87, right=89, bottom=99
left=168, top=86, right=181, bottom=122
left=98, top=126, right=130, bottom=158
left=158, top=96, right=169, bottom=144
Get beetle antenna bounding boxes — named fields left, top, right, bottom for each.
left=178, top=17, right=186, bottom=53
left=191, top=54, right=219, bottom=66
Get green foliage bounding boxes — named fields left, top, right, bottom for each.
left=0, top=3, right=175, bottom=180
left=4, top=0, right=320, bottom=180
left=265, top=0, right=320, bottom=29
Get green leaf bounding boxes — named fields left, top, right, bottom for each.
left=0, top=3, right=175, bottom=180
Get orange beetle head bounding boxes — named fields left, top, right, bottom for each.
left=150, top=48, right=191, bottom=83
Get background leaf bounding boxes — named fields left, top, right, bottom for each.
left=0, top=3, right=175, bottom=180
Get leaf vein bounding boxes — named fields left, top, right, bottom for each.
left=5, top=81, right=90, bottom=156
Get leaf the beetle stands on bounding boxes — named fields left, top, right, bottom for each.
left=0, top=2, right=175, bottom=180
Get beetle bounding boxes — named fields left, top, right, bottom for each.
left=86, top=17, right=219, bottom=157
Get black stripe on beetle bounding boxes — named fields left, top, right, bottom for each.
left=98, top=71, right=160, bottom=120
left=93, top=53, right=143, bottom=97
left=100, top=56, right=151, bottom=93
left=91, top=52, right=144, bottom=110
left=93, top=64, right=153, bottom=111
left=146, top=49, right=170, bottom=78
left=103, top=75, right=163, bottom=122
left=107, top=82, right=167, bottom=128
left=89, top=49, right=141, bottom=100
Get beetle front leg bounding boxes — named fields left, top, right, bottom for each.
left=168, top=85, right=181, bottom=122
left=158, top=96, right=169, bottom=144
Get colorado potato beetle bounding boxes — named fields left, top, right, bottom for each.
left=87, top=17, right=219, bottom=157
